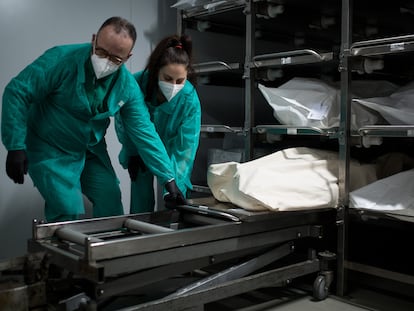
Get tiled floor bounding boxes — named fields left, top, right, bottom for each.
left=341, top=287, right=414, bottom=311
left=100, top=277, right=414, bottom=310
left=204, top=286, right=414, bottom=311
left=238, top=296, right=372, bottom=311
left=101, top=287, right=414, bottom=310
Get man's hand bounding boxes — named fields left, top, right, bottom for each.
left=6, top=150, right=28, bottom=184
left=128, top=155, right=147, bottom=181
left=164, top=180, right=187, bottom=209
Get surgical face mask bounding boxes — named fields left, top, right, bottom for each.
left=158, top=80, right=185, bottom=102
left=91, top=54, right=120, bottom=79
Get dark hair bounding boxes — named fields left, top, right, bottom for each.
left=144, top=34, right=196, bottom=101
left=98, top=16, right=137, bottom=45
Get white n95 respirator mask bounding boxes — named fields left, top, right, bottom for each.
left=158, top=80, right=184, bottom=102
left=91, top=54, right=120, bottom=79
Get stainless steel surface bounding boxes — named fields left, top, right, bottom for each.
left=350, top=34, right=414, bottom=56
left=357, top=125, right=414, bottom=138
left=118, top=260, right=321, bottom=311
left=20, top=202, right=335, bottom=309
left=30, top=210, right=324, bottom=276
left=123, top=218, right=175, bottom=233
left=244, top=0, right=255, bottom=161
left=254, top=125, right=339, bottom=137
left=167, top=243, right=293, bottom=298
left=56, top=227, right=103, bottom=245
left=181, top=0, right=245, bottom=18
left=194, top=61, right=241, bottom=73
left=337, top=0, right=353, bottom=296
left=200, top=124, right=244, bottom=133
left=252, top=50, right=334, bottom=68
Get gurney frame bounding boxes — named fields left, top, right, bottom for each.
left=26, top=203, right=336, bottom=310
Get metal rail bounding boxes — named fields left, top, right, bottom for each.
left=252, top=49, right=334, bottom=68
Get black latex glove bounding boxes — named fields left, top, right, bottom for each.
left=164, top=180, right=187, bottom=210
left=6, top=150, right=28, bottom=184
left=128, top=155, right=147, bottom=181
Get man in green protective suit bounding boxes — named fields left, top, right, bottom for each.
left=1, top=16, right=186, bottom=222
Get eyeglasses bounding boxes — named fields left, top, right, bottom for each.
left=93, top=44, right=126, bottom=66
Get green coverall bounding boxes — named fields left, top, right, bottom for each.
left=117, top=70, right=201, bottom=213
left=1, top=44, right=175, bottom=221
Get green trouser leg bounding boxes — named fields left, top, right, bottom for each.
left=46, top=210, right=79, bottom=222
left=27, top=132, right=86, bottom=222
left=81, top=151, right=124, bottom=218
left=130, top=171, right=155, bottom=214
left=28, top=160, right=85, bottom=222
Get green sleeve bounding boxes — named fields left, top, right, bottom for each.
left=117, top=87, right=175, bottom=186
left=1, top=47, right=60, bottom=150
left=168, top=91, right=201, bottom=195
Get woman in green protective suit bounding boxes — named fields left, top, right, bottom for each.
left=1, top=17, right=185, bottom=222
left=117, top=34, right=201, bottom=213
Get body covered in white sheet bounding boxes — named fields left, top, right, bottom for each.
left=258, top=78, right=399, bottom=129
left=207, top=147, right=377, bottom=211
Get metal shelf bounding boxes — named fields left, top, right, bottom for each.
left=349, top=208, right=414, bottom=223
left=252, top=49, right=334, bottom=68
left=350, top=34, right=414, bottom=57
left=194, top=61, right=242, bottom=73
left=201, top=124, right=244, bottom=134
left=357, top=125, right=414, bottom=138
left=177, top=0, right=245, bottom=18
left=254, top=125, right=339, bottom=137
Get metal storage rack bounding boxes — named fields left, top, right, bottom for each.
left=339, top=0, right=414, bottom=297
left=177, top=0, right=342, bottom=168
left=176, top=0, right=342, bottom=296
left=176, top=0, right=414, bottom=302
left=177, top=2, right=250, bottom=188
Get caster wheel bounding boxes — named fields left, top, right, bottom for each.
left=313, top=274, right=328, bottom=301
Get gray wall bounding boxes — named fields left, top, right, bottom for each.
left=0, top=0, right=177, bottom=260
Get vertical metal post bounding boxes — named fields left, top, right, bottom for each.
left=32, top=219, right=38, bottom=240
left=337, top=0, right=353, bottom=297
left=177, top=9, right=183, bottom=35
left=243, top=0, right=255, bottom=161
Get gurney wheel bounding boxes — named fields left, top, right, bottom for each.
left=313, top=274, right=328, bottom=301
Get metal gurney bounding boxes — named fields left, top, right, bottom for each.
left=2, top=198, right=337, bottom=310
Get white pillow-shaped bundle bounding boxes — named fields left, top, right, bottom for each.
left=350, top=169, right=414, bottom=211
left=207, top=147, right=376, bottom=212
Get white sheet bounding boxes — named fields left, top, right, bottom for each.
left=353, top=81, right=414, bottom=124
left=207, top=147, right=377, bottom=212
left=350, top=169, right=414, bottom=212
left=258, top=78, right=341, bottom=128
left=258, top=78, right=396, bottom=129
